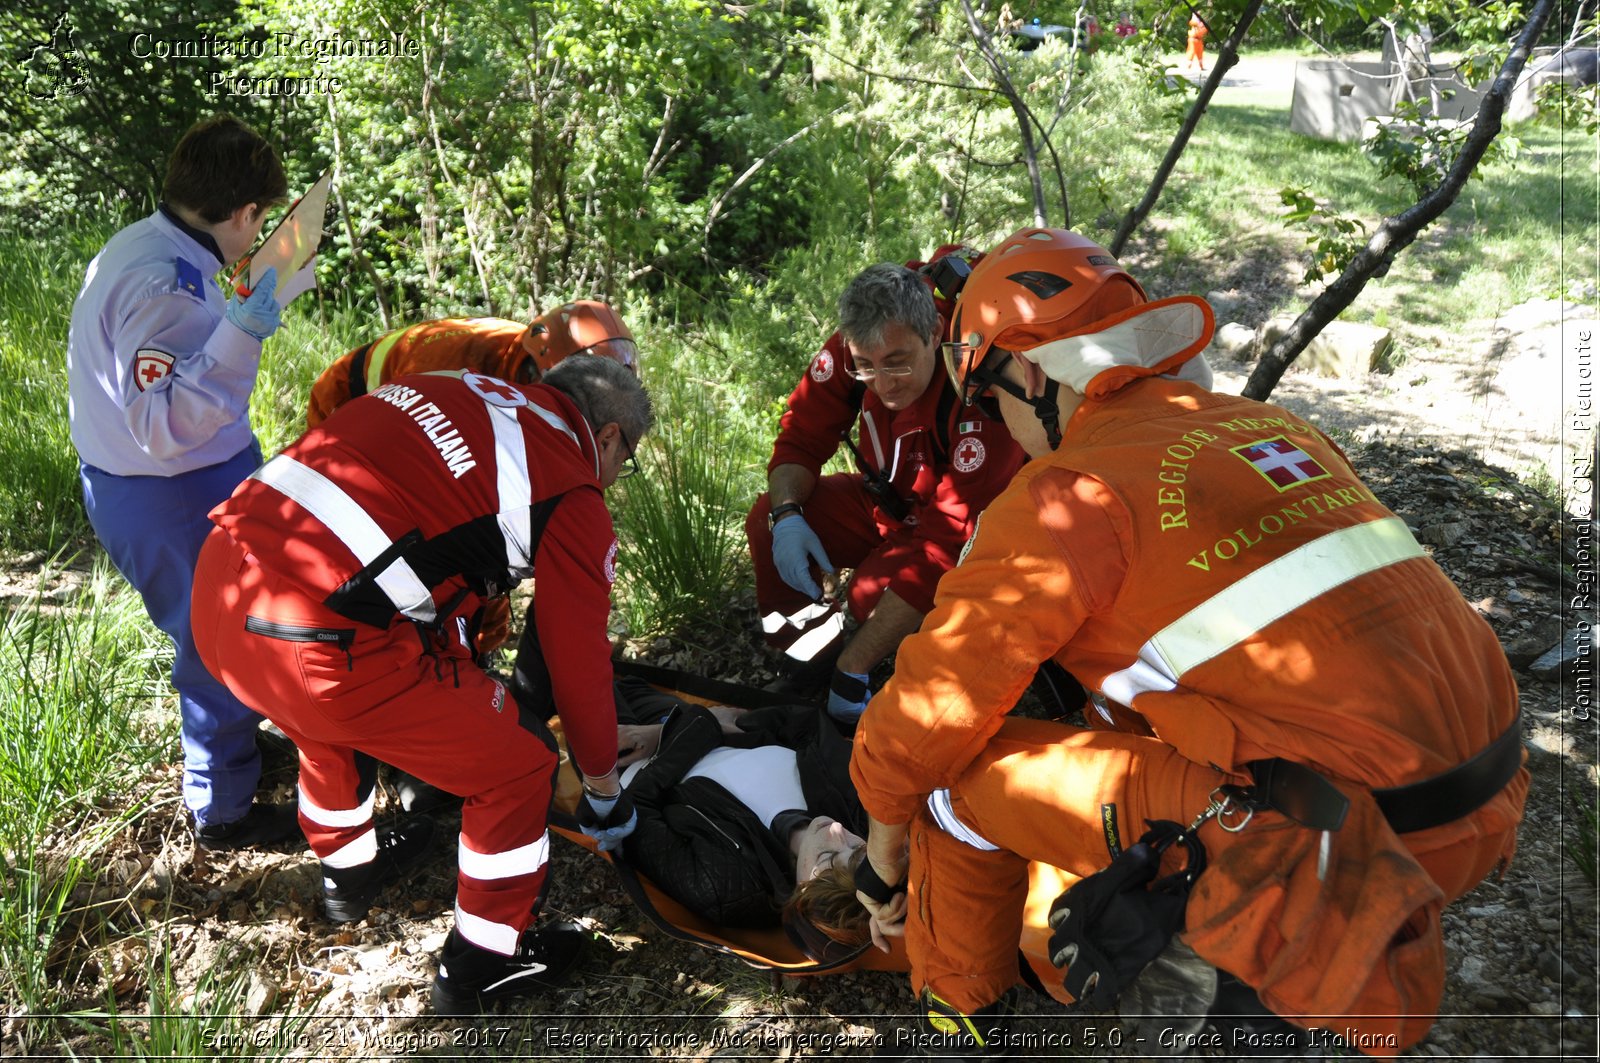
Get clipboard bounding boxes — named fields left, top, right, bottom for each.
left=239, top=171, right=331, bottom=298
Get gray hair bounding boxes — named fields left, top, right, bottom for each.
left=542, top=353, right=655, bottom=444
left=837, top=263, right=940, bottom=350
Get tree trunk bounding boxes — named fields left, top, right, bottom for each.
left=1243, top=0, right=1556, bottom=401
left=958, top=0, right=1067, bottom=226
left=1110, top=0, right=1266, bottom=257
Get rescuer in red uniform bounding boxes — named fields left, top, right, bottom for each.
left=193, top=354, right=651, bottom=1013
left=745, top=251, right=1026, bottom=723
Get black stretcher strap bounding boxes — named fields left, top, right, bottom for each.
left=1372, top=719, right=1524, bottom=835
left=611, top=658, right=797, bottom=710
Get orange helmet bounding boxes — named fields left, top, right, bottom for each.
left=943, top=228, right=1145, bottom=408
left=523, top=300, right=638, bottom=376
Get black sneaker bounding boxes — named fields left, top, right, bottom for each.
left=431, top=923, right=587, bottom=1015
left=763, top=645, right=843, bottom=702
left=392, top=769, right=460, bottom=814
left=256, top=721, right=299, bottom=768
left=195, top=800, right=301, bottom=852
left=913, top=987, right=1017, bottom=1058
left=322, top=817, right=436, bottom=923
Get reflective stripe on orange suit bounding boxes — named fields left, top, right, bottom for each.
left=306, top=318, right=530, bottom=429
left=198, top=371, right=621, bottom=954
left=852, top=378, right=1525, bottom=1053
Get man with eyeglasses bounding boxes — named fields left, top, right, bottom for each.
left=745, top=251, right=1026, bottom=724
left=192, top=354, right=652, bottom=1012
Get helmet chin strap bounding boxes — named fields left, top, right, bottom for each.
left=972, top=353, right=1064, bottom=450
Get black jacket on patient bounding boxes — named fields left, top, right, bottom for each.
left=614, top=677, right=865, bottom=928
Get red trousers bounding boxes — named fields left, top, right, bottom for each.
left=745, top=474, right=935, bottom=662
left=192, top=529, right=558, bottom=955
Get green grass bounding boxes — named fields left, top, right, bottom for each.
left=1144, top=98, right=1597, bottom=331
left=0, top=227, right=114, bottom=554
left=0, top=569, right=171, bottom=1019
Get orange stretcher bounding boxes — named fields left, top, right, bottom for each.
left=547, top=660, right=1077, bottom=997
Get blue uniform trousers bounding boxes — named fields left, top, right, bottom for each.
left=80, top=443, right=264, bottom=826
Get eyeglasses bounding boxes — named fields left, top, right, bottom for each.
left=845, top=362, right=916, bottom=383
left=941, top=340, right=1010, bottom=421
left=616, top=427, right=640, bottom=480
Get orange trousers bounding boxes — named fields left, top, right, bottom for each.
left=192, top=529, right=560, bottom=954
left=907, top=718, right=1524, bottom=1054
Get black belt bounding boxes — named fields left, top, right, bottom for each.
left=1371, top=719, right=1524, bottom=834
left=1243, top=719, right=1523, bottom=837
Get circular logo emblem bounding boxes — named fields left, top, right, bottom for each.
left=810, top=350, right=834, bottom=383
left=462, top=370, right=529, bottom=408
left=132, top=350, right=174, bottom=392
left=953, top=436, right=986, bottom=473
left=603, top=538, right=619, bottom=583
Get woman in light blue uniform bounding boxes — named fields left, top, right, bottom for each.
left=66, top=114, right=302, bottom=849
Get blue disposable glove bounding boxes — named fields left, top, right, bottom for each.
left=225, top=266, right=283, bottom=340
left=827, top=668, right=872, bottom=724
left=578, top=789, right=638, bottom=853
left=771, top=512, right=833, bottom=600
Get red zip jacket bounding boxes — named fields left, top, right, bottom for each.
left=211, top=369, right=620, bottom=778
left=767, top=250, right=1025, bottom=611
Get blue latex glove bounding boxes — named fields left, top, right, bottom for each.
left=771, top=512, right=833, bottom=600
left=225, top=266, right=283, bottom=340
left=578, top=789, right=638, bottom=853
left=827, top=669, right=872, bottom=724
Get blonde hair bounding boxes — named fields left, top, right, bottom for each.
left=783, top=849, right=872, bottom=951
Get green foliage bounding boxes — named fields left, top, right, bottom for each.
left=0, top=577, right=168, bottom=1017
left=612, top=355, right=766, bottom=637
left=1570, top=782, right=1599, bottom=889
left=0, top=224, right=116, bottom=552
left=69, top=943, right=312, bottom=1060
left=1362, top=100, right=1521, bottom=197
left=1279, top=184, right=1369, bottom=284
left=1536, top=80, right=1600, bottom=137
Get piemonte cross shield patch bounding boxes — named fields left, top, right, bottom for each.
left=1232, top=435, right=1332, bottom=491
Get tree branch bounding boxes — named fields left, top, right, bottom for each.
left=1110, top=0, right=1266, bottom=256
left=958, top=0, right=1049, bottom=226
left=1243, top=0, right=1557, bottom=401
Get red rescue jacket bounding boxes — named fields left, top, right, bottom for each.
left=768, top=249, right=1025, bottom=612
left=213, top=370, right=620, bottom=776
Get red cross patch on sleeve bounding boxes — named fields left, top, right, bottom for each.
left=132, top=349, right=175, bottom=392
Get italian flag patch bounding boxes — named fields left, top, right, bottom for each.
left=957, top=420, right=981, bottom=434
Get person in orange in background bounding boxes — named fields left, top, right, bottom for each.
left=305, top=300, right=637, bottom=429
left=1184, top=11, right=1209, bottom=72
left=848, top=228, right=1526, bottom=1057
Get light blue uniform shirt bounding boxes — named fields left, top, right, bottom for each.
left=67, top=208, right=263, bottom=476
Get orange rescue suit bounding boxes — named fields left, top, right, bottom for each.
left=306, top=318, right=531, bottom=430
left=852, top=377, right=1526, bottom=1053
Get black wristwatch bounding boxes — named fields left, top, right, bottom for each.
left=768, top=501, right=804, bottom=529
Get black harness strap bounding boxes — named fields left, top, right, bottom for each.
left=1372, top=720, right=1524, bottom=834
left=324, top=493, right=567, bottom=630
left=347, top=340, right=376, bottom=401
left=1241, top=719, right=1524, bottom=837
